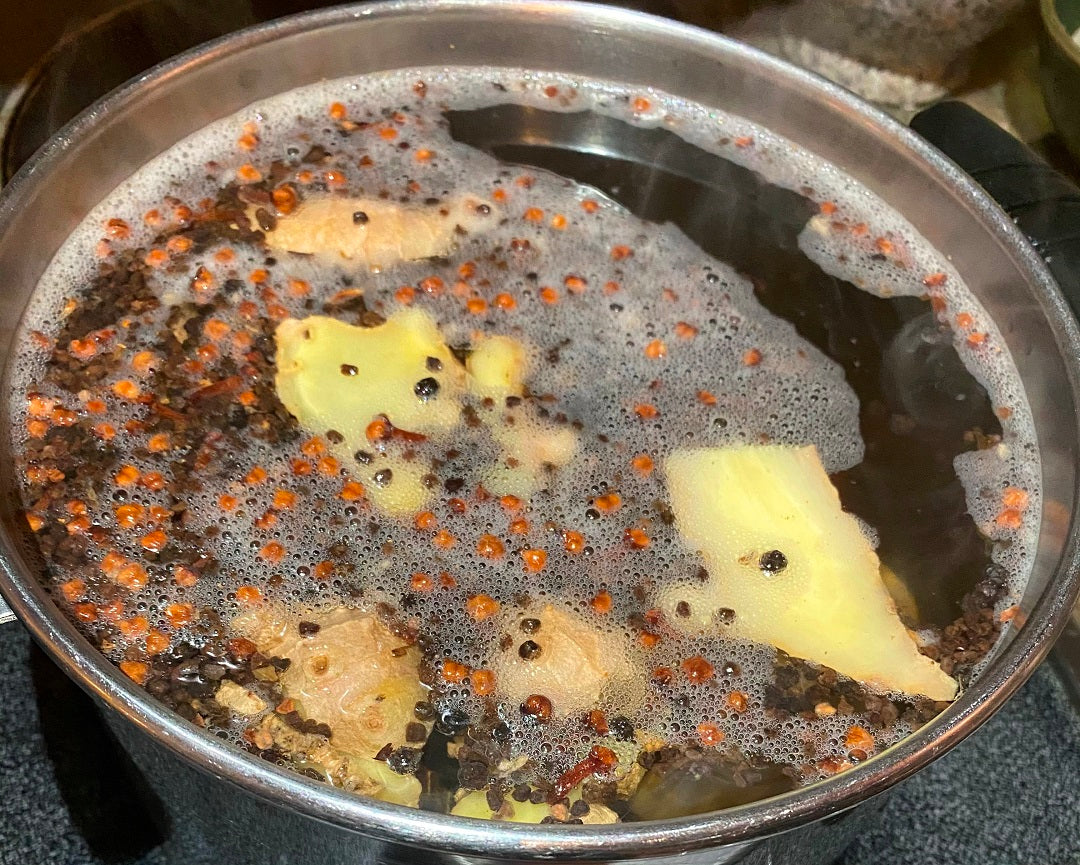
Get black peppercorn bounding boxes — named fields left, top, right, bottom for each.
left=386, top=747, right=422, bottom=774
left=609, top=715, right=635, bottom=741
left=759, top=549, right=788, bottom=574
left=518, top=640, right=542, bottom=660
left=414, top=377, right=440, bottom=400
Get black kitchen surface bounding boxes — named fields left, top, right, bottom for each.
left=2, top=2, right=1080, bottom=864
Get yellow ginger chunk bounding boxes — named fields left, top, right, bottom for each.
left=274, top=309, right=464, bottom=514
left=660, top=444, right=957, bottom=701
left=275, top=311, right=577, bottom=511
left=467, top=334, right=528, bottom=400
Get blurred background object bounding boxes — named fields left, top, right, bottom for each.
left=1039, top=0, right=1080, bottom=161
left=1, top=0, right=1077, bottom=175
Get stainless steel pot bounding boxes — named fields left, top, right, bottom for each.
left=1, top=2, right=1079, bottom=863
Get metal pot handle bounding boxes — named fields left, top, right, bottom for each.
left=910, top=101, right=1080, bottom=311
left=911, top=100, right=1080, bottom=704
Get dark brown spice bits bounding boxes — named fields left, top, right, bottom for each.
left=485, top=786, right=504, bottom=811
left=518, top=639, right=542, bottom=660
left=519, top=617, right=541, bottom=634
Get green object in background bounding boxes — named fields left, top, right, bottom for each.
left=1040, top=0, right=1080, bottom=161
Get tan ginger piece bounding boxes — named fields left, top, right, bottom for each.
left=491, top=604, right=644, bottom=718
left=233, top=605, right=429, bottom=757
left=255, top=195, right=494, bottom=270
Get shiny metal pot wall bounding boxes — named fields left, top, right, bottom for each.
left=0, top=2, right=1079, bottom=863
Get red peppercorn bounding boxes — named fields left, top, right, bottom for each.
left=522, top=694, right=553, bottom=722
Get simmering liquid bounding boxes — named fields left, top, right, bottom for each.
left=8, top=68, right=1040, bottom=822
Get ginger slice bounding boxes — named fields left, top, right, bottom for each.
left=660, top=444, right=957, bottom=701
left=275, top=309, right=465, bottom=515
left=275, top=312, right=577, bottom=511
left=490, top=604, right=644, bottom=718
left=255, top=195, right=493, bottom=270
left=233, top=605, right=429, bottom=758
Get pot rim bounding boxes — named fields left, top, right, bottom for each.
left=2, top=0, right=1079, bottom=858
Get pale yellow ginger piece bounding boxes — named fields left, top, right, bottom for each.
left=214, top=680, right=267, bottom=716
left=275, top=311, right=577, bottom=510
left=485, top=419, right=578, bottom=499
left=880, top=562, right=920, bottom=626
left=275, top=309, right=465, bottom=514
left=491, top=604, right=644, bottom=718
left=451, top=789, right=552, bottom=823
left=256, top=195, right=494, bottom=270
left=276, top=309, right=465, bottom=438
left=469, top=334, right=576, bottom=497
left=257, top=714, right=421, bottom=807
left=233, top=605, right=429, bottom=757
left=468, top=334, right=578, bottom=496
left=467, top=334, right=529, bottom=400
left=660, top=444, right=957, bottom=701
left=460, top=331, right=578, bottom=497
